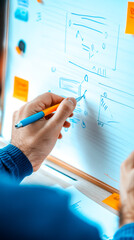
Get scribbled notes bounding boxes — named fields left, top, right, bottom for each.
left=13, top=76, right=29, bottom=102
left=102, top=193, right=120, bottom=211
left=125, top=2, right=134, bottom=34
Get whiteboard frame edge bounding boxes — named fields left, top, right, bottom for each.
left=47, top=155, right=119, bottom=194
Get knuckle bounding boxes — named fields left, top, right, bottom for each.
left=26, top=101, right=34, bottom=109
left=24, top=101, right=37, bottom=114
left=40, top=92, right=52, bottom=101
left=62, top=100, right=73, bottom=113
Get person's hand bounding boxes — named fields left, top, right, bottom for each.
left=119, top=152, right=134, bottom=227
left=11, top=92, right=76, bottom=171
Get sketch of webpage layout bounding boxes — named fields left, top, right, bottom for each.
left=65, top=12, right=120, bottom=75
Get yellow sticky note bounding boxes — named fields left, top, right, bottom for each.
left=13, top=76, right=29, bottom=102
left=125, top=2, right=134, bottom=34
left=102, top=193, right=120, bottom=211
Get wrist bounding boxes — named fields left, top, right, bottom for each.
left=119, top=205, right=134, bottom=227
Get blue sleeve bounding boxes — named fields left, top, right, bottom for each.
left=114, top=223, right=134, bottom=239
left=0, top=179, right=101, bottom=240
left=0, top=144, right=33, bottom=182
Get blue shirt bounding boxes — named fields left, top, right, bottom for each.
left=0, top=144, right=133, bottom=239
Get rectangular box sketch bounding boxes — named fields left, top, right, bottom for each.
left=65, top=12, right=120, bottom=75
left=59, top=77, right=82, bottom=97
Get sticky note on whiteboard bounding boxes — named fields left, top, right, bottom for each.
left=102, top=193, right=120, bottom=211
left=125, top=2, right=134, bottom=34
left=13, top=76, right=29, bottom=102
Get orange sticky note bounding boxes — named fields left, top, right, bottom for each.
left=13, top=76, right=29, bottom=102
left=37, top=0, right=43, bottom=3
left=102, top=193, right=120, bottom=211
left=125, top=2, right=134, bottom=34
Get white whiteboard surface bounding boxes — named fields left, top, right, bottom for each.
left=2, top=0, right=134, bottom=190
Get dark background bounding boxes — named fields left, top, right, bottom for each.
left=0, top=0, right=6, bottom=54
left=0, top=0, right=7, bottom=93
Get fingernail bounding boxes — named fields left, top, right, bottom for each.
left=67, top=98, right=76, bottom=106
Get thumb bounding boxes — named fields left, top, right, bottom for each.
left=50, top=97, right=76, bottom=127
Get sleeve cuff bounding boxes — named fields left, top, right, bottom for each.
left=0, top=144, right=33, bottom=182
left=114, top=223, right=134, bottom=239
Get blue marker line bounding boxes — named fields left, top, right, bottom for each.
left=83, top=48, right=89, bottom=52
left=73, top=23, right=103, bottom=34
left=99, top=83, right=134, bottom=97
left=71, top=13, right=106, bottom=19
left=107, top=121, right=120, bottom=124
left=69, top=61, right=107, bottom=78
left=65, top=13, right=68, bottom=53
left=101, top=95, right=134, bottom=110
left=113, top=25, right=120, bottom=71
left=97, top=95, right=102, bottom=122
left=81, top=17, right=106, bottom=25
left=82, top=43, right=90, bottom=49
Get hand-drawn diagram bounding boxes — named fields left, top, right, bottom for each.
left=59, top=75, right=88, bottom=97
left=59, top=76, right=88, bottom=129
left=97, top=92, right=134, bottom=128
left=59, top=77, right=82, bottom=96
left=65, top=12, right=120, bottom=76
left=98, top=92, right=120, bottom=127
left=59, top=77, right=87, bottom=129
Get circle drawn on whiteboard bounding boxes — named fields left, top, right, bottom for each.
left=51, top=67, right=56, bottom=73
left=84, top=74, right=88, bottom=82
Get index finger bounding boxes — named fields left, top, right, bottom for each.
left=27, top=92, right=65, bottom=114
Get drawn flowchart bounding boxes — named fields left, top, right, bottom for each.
left=59, top=75, right=88, bottom=98
left=65, top=12, right=120, bottom=76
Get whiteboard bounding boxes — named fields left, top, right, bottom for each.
left=2, top=0, right=134, bottom=190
